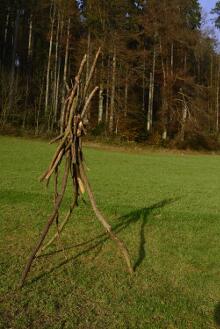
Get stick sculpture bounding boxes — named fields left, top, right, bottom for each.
left=20, top=49, right=133, bottom=288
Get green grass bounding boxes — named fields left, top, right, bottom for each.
left=0, top=136, right=220, bottom=329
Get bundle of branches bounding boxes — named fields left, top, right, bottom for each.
left=20, top=49, right=133, bottom=288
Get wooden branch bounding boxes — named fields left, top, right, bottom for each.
left=45, top=148, right=64, bottom=181
left=39, top=139, right=66, bottom=182
left=50, top=133, right=64, bottom=144
left=21, top=48, right=133, bottom=287
left=67, top=96, right=78, bottom=131
left=83, top=48, right=101, bottom=99
left=20, top=156, right=70, bottom=288
left=65, top=55, right=87, bottom=125
left=79, top=161, right=133, bottom=275
left=81, top=86, right=99, bottom=119
left=39, top=197, right=77, bottom=254
left=54, top=167, right=59, bottom=226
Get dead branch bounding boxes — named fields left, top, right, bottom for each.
left=20, top=156, right=70, bottom=287
left=20, top=48, right=133, bottom=287
left=79, top=161, right=133, bottom=274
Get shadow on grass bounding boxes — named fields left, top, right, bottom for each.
left=214, top=302, right=220, bottom=327
left=0, top=190, right=49, bottom=205
left=28, top=198, right=178, bottom=285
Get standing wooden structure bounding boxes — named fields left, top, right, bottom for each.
left=20, top=49, right=133, bottom=287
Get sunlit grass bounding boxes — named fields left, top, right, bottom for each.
left=0, top=136, right=219, bottom=328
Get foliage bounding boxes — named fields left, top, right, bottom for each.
left=212, top=1, right=220, bottom=29
left=0, top=0, right=220, bottom=148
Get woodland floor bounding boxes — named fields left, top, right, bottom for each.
left=0, top=136, right=220, bottom=329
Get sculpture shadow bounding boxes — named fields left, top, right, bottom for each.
left=117, top=199, right=176, bottom=271
left=29, top=198, right=177, bottom=285
left=214, top=302, right=220, bottom=327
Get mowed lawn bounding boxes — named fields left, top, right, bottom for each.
left=0, top=136, right=219, bottom=329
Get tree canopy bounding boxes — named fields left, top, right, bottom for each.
left=0, top=0, right=220, bottom=149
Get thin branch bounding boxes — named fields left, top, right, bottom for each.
left=79, top=161, right=133, bottom=274
left=20, top=156, right=70, bottom=287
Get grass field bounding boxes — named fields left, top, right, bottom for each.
left=0, top=136, right=220, bottom=329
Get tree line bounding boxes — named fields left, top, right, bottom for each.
left=1, top=0, right=220, bottom=149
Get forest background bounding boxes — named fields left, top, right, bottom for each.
left=2, top=0, right=220, bottom=150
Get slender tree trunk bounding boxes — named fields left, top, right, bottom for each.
left=147, top=73, right=153, bottom=132
left=85, top=30, right=91, bottom=120
left=55, top=54, right=61, bottom=127
left=98, top=56, right=104, bottom=124
left=162, top=89, right=168, bottom=141
left=109, top=48, right=116, bottom=134
left=28, top=14, right=33, bottom=58
left=8, top=9, right=20, bottom=114
left=160, top=39, right=168, bottom=140
left=181, top=104, right=187, bottom=142
left=216, top=85, right=219, bottom=134
left=105, top=55, right=110, bottom=125
left=22, top=14, right=33, bottom=128
left=2, top=8, right=10, bottom=63
left=147, top=47, right=156, bottom=132
left=98, top=84, right=104, bottom=124
left=35, top=79, right=44, bottom=135
left=124, top=68, right=128, bottom=118
left=86, top=30, right=91, bottom=81
left=184, top=52, right=187, bottom=75
left=142, top=49, right=146, bottom=113
left=60, top=17, right=70, bottom=133
left=51, top=13, right=60, bottom=130
left=170, top=43, right=174, bottom=77
left=216, top=59, right=220, bottom=133
left=22, top=81, right=29, bottom=129
left=208, top=54, right=214, bottom=131
left=180, top=90, right=188, bottom=141
left=45, top=2, right=55, bottom=116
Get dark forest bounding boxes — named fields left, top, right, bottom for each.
left=1, top=0, right=220, bottom=149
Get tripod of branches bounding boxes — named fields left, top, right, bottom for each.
left=20, top=49, right=133, bottom=288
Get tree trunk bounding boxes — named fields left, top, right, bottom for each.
left=98, top=84, right=104, bottom=124
left=45, top=2, right=55, bottom=116
left=35, top=77, right=44, bottom=135
left=147, top=47, right=156, bottom=132
left=109, top=48, right=116, bottom=134
left=98, top=56, right=104, bottom=124
left=179, top=90, right=188, bottom=141
left=51, top=13, right=60, bottom=130
left=147, top=73, right=153, bottom=132
left=22, top=14, right=33, bottom=129
left=2, top=8, right=10, bottom=63
left=60, top=17, right=70, bottom=133
left=160, top=39, right=168, bottom=140
left=124, top=69, right=128, bottom=118
left=142, top=49, right=146, bottom=113
left=85, top=30, right=91, bottom=120
left=216, top=85, right=219, bottom=134
left=170, top=43, right=174, bottom=77
left=105, top=55, right=110, bottom=125
left=216, top=59, right=220, bottom=133
left=8, top=9, right=20, bottom=114
left=86, top=30, right=91, bottom=81
left=28, top=14, right=33, bottom=58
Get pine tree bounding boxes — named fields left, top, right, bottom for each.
left=212, top=1, right=220, bottom=29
